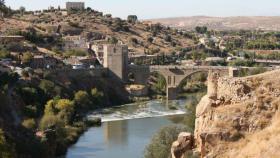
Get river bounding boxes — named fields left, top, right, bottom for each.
left=66, top=94, right=201, bottom=158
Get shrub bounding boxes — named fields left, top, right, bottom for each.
left=39, top=114, right=63, bottom=130
left=56, top=99, right=74, bottom=111
left=74, top=91, right=91, bottom=109
left=22, top=118, right=36, bottom=130
left=0, top=129, right=16, bottom=158
left=22, top=52, right=33, bottom=64
left=68, top=21, right=80, bottom=28
left=39, top=80, right=61, bottom=97
left=129, top=37, right=138, bottom=45
left=23, top=105, right=38, bottom=118
left=144, top=125, right=188, bottom=158
left=91, top=88, right=104, bottom=107
left=164, top=34, right=172, bottom=42
left=147, top=37, right=154, bottom=43
left=0, top=49, right=10, bottom=59
left=64, top=49, right=87, bottom=57
left=127, top=15, right=138, bottom=23
left=108, top=37, right=118, bottom=44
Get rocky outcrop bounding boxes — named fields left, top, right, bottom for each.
left=194, top=70, right=280, bottom=158
left=171, top=132, right=194, bottom=158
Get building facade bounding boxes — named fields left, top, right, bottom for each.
left=92, top=44, right=128, bottom=81
left=66, top=2, right=85, bottom=11
left=103, top=44, right=128, bottom=81
left=63, top=36, right=88, bottom=50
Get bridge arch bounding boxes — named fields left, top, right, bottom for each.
left=177, top=70, right=208, bottom=92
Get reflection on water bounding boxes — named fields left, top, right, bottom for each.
left=104, top=120, right=128, bottom=147
left=66, top=94, right=202, bottom=158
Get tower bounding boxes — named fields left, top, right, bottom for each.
left=103, top=44, right=128, bottom=81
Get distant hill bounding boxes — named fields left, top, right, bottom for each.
left=0, top=10, right=195, bottom=55
left=148, top=16, right=280, bottom=31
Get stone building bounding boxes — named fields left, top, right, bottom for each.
left=92, top=44, right=105, bottom=64
left=66, top=2, right=85, bottom=11
left=63, top=36, right=88, bottom=50
left=103, top=44, right=128, bottom=81
left=91, top=44, right=128, bottom=81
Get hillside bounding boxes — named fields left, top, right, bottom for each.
left=195, top=69, right=280, bottom=157
left=0, top=10, right=195, bottom=55
left=149, top=16, right=280, bottom=31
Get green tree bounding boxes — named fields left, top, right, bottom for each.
left=108, top=37, right=118, bottom=44
left=91, top=88, right=104, bottom=106
left=184, top=100, right=198, bottom=131
left=74, top=90, right=91, bottom=109
left=145, top=125, right=188, bottom=158
left=39, top=80, right=61, bottom=97
left=44, top=99, right=57, bottom=115
left=22, top=118, right=36, bottom=130
left=22, top=52, right=33, bottom=64
left=195, top=26, right=207, bottom=34
left=164, top=34, right=172, bottom=42
left=0, top=129, right=16, bottom=158
left=127, top=15, right=138, bottom=24
left=56, top=99, right=74, bottom=111
left=65, top=49, right=87, bottom=57
left=39, top=114, right=63, bottom=130
left=0, top=49, right=10, bottom=59
left=19, top=6, right=25, bottom=16
left=147, top=37, right=153, bottom=43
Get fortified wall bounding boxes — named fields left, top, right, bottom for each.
left=194, top=69, right=280, bottom=157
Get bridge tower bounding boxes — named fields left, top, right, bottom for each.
left=103, top=44, right=128, bottom=81
left=166, top=75, right=178, bottom=100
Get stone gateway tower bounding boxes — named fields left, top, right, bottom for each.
left=66, top=2, right=85, bottom=11
left=103, top=44, right=128, bottom=81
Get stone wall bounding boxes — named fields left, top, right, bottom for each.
left=194, top=69, right=280, bottom=157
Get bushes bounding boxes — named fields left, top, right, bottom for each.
left=0, top=129, right=16, bottom=158
left=39, top=79, right=61, bottom=97
left=22, top=119, right=36, bottom=130
left=127, top=15, right=138, bottom=24
left=229, top=59, right=255, bottom=67
left=74, top=90, right=91, bottom=108
left=64, top=49, right=87, bottom=57
left=0, top=49, right=10, bottom=59
left=23, top=105, right=38, bottom=118
left=68, top=21, right=81, bottom=28
left=107, top=37, right=118, bottom=44
left=22, top=52, right=33, bottom=64
left=164, top=34, right=172, bottom=42
left=90, top=88, right=104, bottom=106
left=39, top=114, right=64, bottom=130
left=144, top=125, right=188, bottom=158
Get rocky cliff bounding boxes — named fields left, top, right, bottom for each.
left=194, top=69, right=280, bottom=158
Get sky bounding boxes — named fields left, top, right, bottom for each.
left=4, top=0, right=280, bottom=19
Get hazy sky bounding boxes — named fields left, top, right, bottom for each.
left=4, top=0, right=280, bottom=19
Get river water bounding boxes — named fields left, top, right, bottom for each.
left=66, top=95, right=199, bottom=158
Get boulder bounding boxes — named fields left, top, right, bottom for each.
left=171, top=132, right=194, bottom=158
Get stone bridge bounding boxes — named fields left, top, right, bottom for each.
left=127, top=65, right=234, bottom=100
